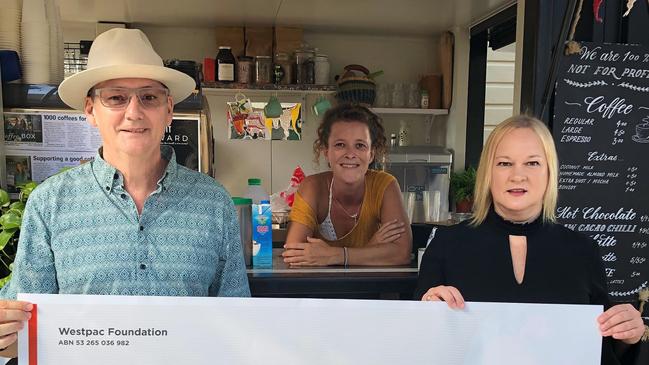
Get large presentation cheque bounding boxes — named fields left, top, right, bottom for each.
left=17, top=293, right=602, bottom=365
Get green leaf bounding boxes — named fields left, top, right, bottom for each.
left=367, top=70, right=384, bottom=79
left=19, top=182, right=38, bottom=201
left=0, top=273, right=11, bottom=288
left=7, top=208, right=23, bottom=217
left=0, top=190, right=9, bottom=207
left=0, top=212, right=22, bottom=230
left=9, top=201, right=25, bottom=211
left=0, top=180, right=38, bottom=287
left=450, top=166, right=476, bottom=203
left=0, top=228, right=18, bottom=250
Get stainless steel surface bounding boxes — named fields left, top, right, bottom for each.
left=235, top=203, right=253, bottom=266
left=387, top=146, right=452, bottom=164
left=385, top=146, right=452, bottom=223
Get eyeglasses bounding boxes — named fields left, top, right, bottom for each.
left=93, top=87, right=169, bottom=109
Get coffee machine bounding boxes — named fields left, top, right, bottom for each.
left=382, top=146, right=452, bottom=223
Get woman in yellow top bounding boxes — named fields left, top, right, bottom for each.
left=283, top=104, right=412, bottom=266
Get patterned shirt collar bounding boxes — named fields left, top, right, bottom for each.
left=92, top=145, right=178, bottom=192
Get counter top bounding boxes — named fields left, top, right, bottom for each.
left=247, top=249, right=417, bottom=274
left=246, top=249, right=419, bottom=299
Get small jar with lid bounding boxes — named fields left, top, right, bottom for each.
left=255, top=56, right=272, bottom=85
left=313, top=54, right=330, bottom=85
left=294, top=45, right=315, bottom=84
left=274, top=52, right=293, bottom=85
left=237, top=56, right=254, bottom=84
left=216, top=46, right=235, bottom=83
left=304, top=57, right=315, bottom=84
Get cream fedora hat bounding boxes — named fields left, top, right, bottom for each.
left=58, top=28, right=196, bottom=111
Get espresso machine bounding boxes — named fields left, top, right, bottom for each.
left=383, top=146, right=452, bottom=223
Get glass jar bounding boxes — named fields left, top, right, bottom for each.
left=274, top=53, right=293, bottom=85
left=304, top=57, right=315, bottom=84
left=392, top=82, right=406, bottom=108
left=216, top=46, right=235, bottom=83
left=294, top=46, right=315, bottom=84
left=255, top=56, right=272, bottom=85
left=407, top=83, right=420, bottom=108
left=237, top=56, right=254, bottom=84
left=313, top=54, right=330, bottom=85
left=273, top=64, right=285, bottom=85
left=375, top=83, right=391, bottom=107
left=420, top=90, right=429, bottom=109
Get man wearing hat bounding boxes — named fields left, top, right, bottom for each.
left=0, top=28, right=250, bottom=358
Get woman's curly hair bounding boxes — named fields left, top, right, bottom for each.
left=313, top=103, right=387, bottom=166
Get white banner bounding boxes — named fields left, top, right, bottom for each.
left=17, top=294, right=603, bottom=365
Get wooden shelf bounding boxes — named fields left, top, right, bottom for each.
left=202, top=82, right=336, bottom=94
left=370, top=107, right=449, bottom=115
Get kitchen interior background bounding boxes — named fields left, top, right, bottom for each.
left=61, top=22, right=469, bottom=197
left=5, top=0, right=524, bottom=198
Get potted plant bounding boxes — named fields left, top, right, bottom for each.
left=0, top=182, right=38, bottom=288
left=450, top=166, right=476, bottom=213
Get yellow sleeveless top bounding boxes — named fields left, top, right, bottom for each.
left=289, top=170, right=396, bottom=248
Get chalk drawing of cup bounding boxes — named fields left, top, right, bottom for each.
left=632, top=117, right=649, bottom=143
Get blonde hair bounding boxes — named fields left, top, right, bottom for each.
left=470, top=115, right=558, bottom=225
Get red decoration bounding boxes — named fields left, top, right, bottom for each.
left=593, top=0, right=604, bottom=23
left=279, top=166, right=305, bottom=207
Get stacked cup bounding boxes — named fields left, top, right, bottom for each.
left=45, top=0, right=64, bottom=83
left=21, top=0, right=50, bottom=83
left=0, top=0, right=22, bottom=57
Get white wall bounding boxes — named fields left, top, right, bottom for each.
left=483, top=45, right=516, bottom=143
left=59, top=22, right=468, bottom=196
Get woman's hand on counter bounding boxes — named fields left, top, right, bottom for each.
left=598, top=303, right=644, bottom=344
left=282, top=237, right=341, bottom=267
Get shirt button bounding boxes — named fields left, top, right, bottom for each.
left=139, top=264, right=146, bottom=270
left=139, top=225, right=144, bottom=231
left=105, top=186, right=110, bottom=192
left=113, top=173, right=119, bottom=179
left=120, top=193, right=127, bottom=199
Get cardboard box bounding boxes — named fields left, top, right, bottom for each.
left=245, top=27, right=273, bottom=57
left=252, top=202, right=272, bottom=268
left=274, top=26, right=303, bottom=57
left=215, top=27, right=244, bottom=57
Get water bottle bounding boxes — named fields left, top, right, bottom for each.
left=245, top=178, right=269, bottom=204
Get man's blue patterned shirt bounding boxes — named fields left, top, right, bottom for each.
left=1, top=146, right=250, bottom=298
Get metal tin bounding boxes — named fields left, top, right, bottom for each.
left=232, top=197, right=253, bottom=266
left=313, top=54, right=330, bottom=85
left=237, top=56, right=254, bottom=84
left=255, top=56, right=272, bottom=84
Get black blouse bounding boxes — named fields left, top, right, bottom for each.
left=414, top=208, right=625, bottom=364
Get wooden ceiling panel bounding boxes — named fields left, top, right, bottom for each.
left=57, top=0, right=515, bottom=35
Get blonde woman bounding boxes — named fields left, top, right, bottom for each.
left=415, top=115, right=643, bottom=364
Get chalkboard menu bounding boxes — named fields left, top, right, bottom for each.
left=554, top=42, right=648, bottom=302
